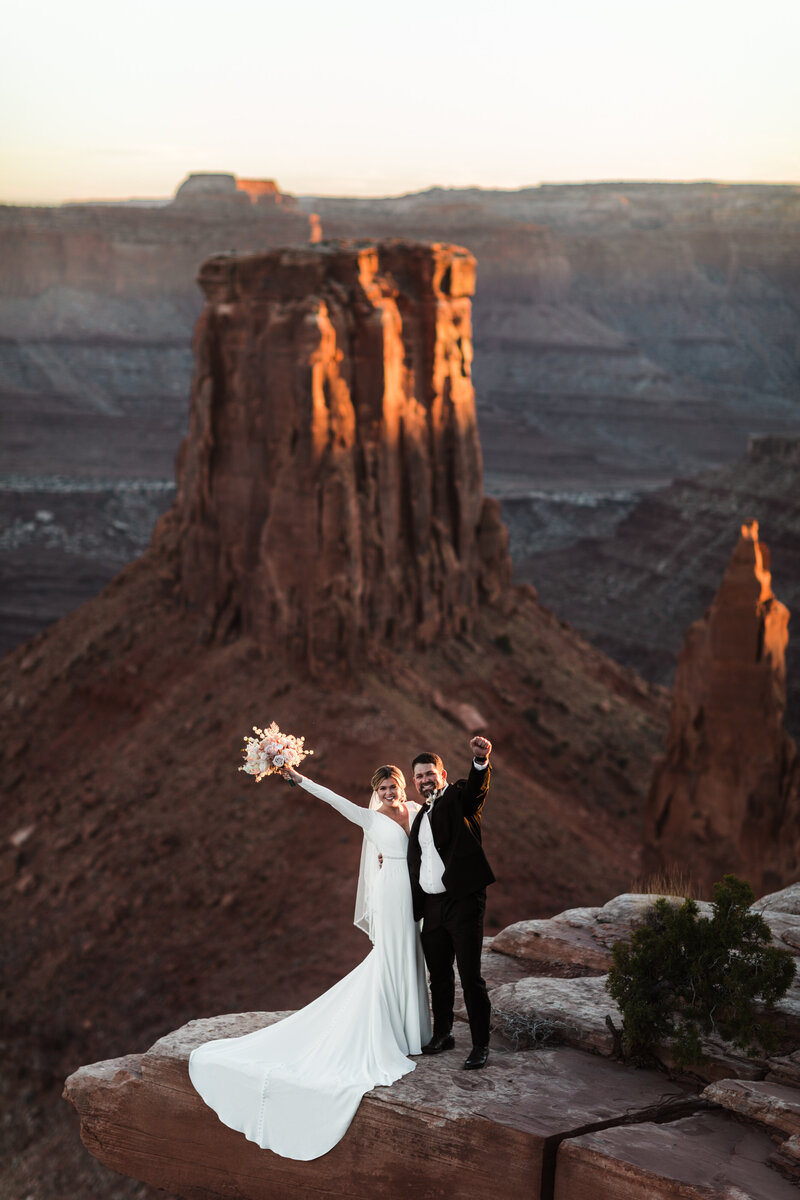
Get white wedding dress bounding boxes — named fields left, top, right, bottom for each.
left=188, top=777, right=431, bottom=1160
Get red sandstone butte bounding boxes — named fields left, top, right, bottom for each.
left=156, top=240, right=510, bottom=670
left=645, top=521, right=800, bottom=893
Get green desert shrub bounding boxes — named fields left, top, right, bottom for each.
left=606, top=874, right=796, bottom=1068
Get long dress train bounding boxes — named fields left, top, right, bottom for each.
left=188, top=777, right=431, bottom=1160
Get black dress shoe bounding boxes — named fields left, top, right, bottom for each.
left=464, top=1044, right=489, bottom=1070
left=421, top=1032, right=455, bottom=1055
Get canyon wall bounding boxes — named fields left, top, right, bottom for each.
left=645, top=522, right=800, bottom=893
left=0, top=176, right=315, bottom=653
left=509, top=435, right=800, bottom=737
left=0, top=177, right=309, bottom=313
left=3, top=180, right=799, bottom=658
left=304, top=182, right=800, bottom=494
left=0, top=175, right=312, bottom=480
left=159, top=240, right=510, bottom=667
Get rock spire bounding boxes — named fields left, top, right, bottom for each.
left=157, top=240, right=511, bottom=670
left=645, top=522, right=800, bottom=892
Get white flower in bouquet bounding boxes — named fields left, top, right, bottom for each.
left=239, top=722, right=313, bottom=783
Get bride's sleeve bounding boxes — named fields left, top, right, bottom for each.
left=296, top=777, right=372, bottom=831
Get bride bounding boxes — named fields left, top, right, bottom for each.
left=188, top=764, right=431, bottom=1160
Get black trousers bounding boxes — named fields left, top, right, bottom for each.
left=420, top=889, right=490, bottom=1047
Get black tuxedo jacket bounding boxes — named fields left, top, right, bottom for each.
left=407, top=763, right=495, bottom=921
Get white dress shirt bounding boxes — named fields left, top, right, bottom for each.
left=418, top=759, right=489, bottom=895
left=418, top=789, right=447, bottom=894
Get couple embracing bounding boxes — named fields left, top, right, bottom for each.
left=189, top=735, right=495, bottom=1161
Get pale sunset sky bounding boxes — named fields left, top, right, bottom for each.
left=1, top=0, right=798, bottom=204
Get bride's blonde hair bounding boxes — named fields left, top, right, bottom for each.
left=370, top=764, right=406, bottom=797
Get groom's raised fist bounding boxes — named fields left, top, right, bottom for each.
left=470, top=735, right=492, bottom=760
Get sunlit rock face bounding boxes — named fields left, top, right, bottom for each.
left=645, top=522, right=800, bottom=893
left=172, top=172, right=295, bottom=210
left=158, top=240, right=511, bottom=669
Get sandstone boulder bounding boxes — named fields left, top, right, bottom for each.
left=706, top=1078, right=800, bottom=1187
left=491, top=893, right=671, bottom=972
left=490, top=973, right=771, bottom=1082
left=757, top=882, right=800, bottom=914
left=489, top=893, right=800, bottom=1082
left=771, top=1134, right=800, bottom=1184
left=492, top=974, right=618, bottom=1055
left=703, top=1077, right=800, bottom=1140
left=491, top=891, right=800, bottom=978
left=768, top=1051, right=800, bottom=1087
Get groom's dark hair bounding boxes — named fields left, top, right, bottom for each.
left=411, top=752, right=445, bottom=772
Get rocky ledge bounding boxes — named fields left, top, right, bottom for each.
left=63, top=1017, right=706, bottom=1200
left=65, top=885, right=800, bottom=1199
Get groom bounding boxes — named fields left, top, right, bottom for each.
left=407, top=735, right=494, bottom=1070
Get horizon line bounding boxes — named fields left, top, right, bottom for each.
left=4, top=176, right=800, bottom=209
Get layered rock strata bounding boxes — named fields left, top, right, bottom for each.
left=508, top=434, right=800, bottom=741
left=158, top=240, right=510, bottom=668
left=644, top=522, right=800, bottom=893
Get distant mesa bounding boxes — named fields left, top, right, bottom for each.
left=174, top=171, right=240, bottom=197
left=645, top=520, right=800, bottom=893
left=172, top=172, right=298, bottom=210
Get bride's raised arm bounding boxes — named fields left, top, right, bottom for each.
left=281, top=768, right=372, bottom=831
